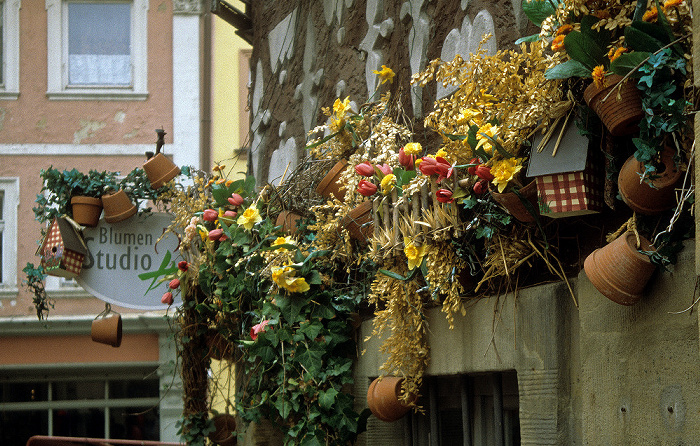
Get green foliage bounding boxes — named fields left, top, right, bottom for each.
left=176, top=412, right=214, bottom=446
left=22, top=262, right=52, bottom=320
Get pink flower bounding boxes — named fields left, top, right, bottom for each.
left=250, top=320, right=271, bottom=340
left=436, top=189, right=454, bottom=203
left=161, top=292, right=174, bottom=305
left=473, top=179, right=489, bottom=195
left=202, top=209, right=218, bottom=222
left=178, top=261, right=189, bottom=272
left=355, top=162, right=375, bottom=177
left=228, top=193, right=244, bottom=206
left=223, top=210, right=237, bottom=218
left=169, top=278, right=180, bottom=289
left=208, top=228, right=224, bottom=241
left=377, top=164, right=393, bottom=176
left=357, top=179, right=378, bottom=196
left=398, top=147, right=415, bottom=170
left=475, top=165, right=494, bottom=181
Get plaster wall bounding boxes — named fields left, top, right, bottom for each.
left=355, top=243, right=700, bottom=445
left=0, top=0, right=174, bottom=145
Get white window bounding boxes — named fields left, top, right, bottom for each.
left=46, top=0, right=149, bottom=100
left=0, top=178, right=18, bottom=295
left=0, top=0, right=21, bottom=99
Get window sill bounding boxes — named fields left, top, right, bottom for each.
left=0, top=91, right=19, bottom=100
left=0, top=287, right=19, bottom=298
left=46, top=288, right=94, bottom=299
left=46, top=90, right=148, bottom=101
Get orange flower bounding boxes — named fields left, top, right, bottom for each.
left=608, top=46, right=628, bottom=62
left=551, top=34, right=566, bottom=52
left=592, top=65, right=606, bottom=89
left=643, top=7, right=658, bottom=22
left=663, top=0, right=683, bottom=9
left=556, top=24, right=573, bottom=36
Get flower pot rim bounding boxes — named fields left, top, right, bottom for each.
left=70, top=195, right=103, bottom=205
left=315, top=159, right=348, bottom=197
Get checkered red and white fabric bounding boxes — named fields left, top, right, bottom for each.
left=40, top=220, right=84, bottom=278
left=536, top=169, right=603, bottom=218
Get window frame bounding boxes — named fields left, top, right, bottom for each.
left=0, top=0, right=21, bottom=99
left=0, top=177, right=18, bottom=295
left=45, top=0, right=149, bottom=101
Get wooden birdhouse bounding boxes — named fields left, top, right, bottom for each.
left=39, top=217, right=88, bottom=278
left=527, top=121, right=604, bottom=218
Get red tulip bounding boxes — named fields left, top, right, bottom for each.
left=418, top=156, right=452, bottom=182
left=228, top=193, right=244, bottom=206
left=436, top=188, right=454, bottom=203
left=398, top=147, right=415, bottom=170
left=161, top=292, right=174, bottom=305
left=377, top=164, right=393, bottom=176
left=202, top=209, right=218, bottom=222
left=223, top=210, right=237, bottom=218
left=467, top=158, right=480, bottom=175
left=473, top=179, right=489, bottom=195
left=355, top=162, right=375, bottom=177
left=208, top=228, right=224, bottom=241
left=178, top=261, right=189, bottom=272
left=475, top=165, right=494, bottom=181
left=169, top=278, right=180, bottom=289
left=358, top=179, right=378, bottom=196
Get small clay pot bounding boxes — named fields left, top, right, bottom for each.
left=276, top=210, right=302, bottom=235
left=91, top=313, right=123, bottom=347
left=339, top=200, right=373, bottom=244
left=583, top=74, right=644, bottom=137
left=208, top=413, right=237, bottom=446
left=490, top=180, right=539, bottom=223
left=70, top=196, right=103, bottom=227
left=101, top=190, right=137, bottom=223
left=583, top=231, right=656, bottom=305
left=315, top=160, right=348, bottom=201
left=367, top=377, right=417, bottom=422
left=618, top=148, right=682, bottom=215
left=143, top=152, right=180, bottom=189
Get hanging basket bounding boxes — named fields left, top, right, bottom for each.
left=583, top=74, right=644, bottom=137
left=617, top=148, right=682, bottom=215
left=102, top=189, right=137, bottom=223
left=583, top=231, right=656, bottom=305
left=70, top=196, right=103, bottom=227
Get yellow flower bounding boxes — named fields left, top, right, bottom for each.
left=403, top=142, right=422, bottom=156
left=592, top=65, right=606, bottom=89
left=551, top=34, right=566, bottom=52
left=271, top=236, right=295, bottom=251
left=373, top=65, right=395, bottom=84
left=285, top=277, right=310, bottom=293
left=491, top=158, right=524, bottom=193
left=607, top=47, right=627, bottom=62
left=333, top=96, right=350, bottom=118
left=271, top=265, right=310, bottom=293
left=212, top=164, right=226, bottom=172
left=380, top=173, right=396, bottom=195
left=663, top=0, right=682, bottom=8
left=475, top=123, right=500, bottom=154
left=237, top=205, right=262, bottom=230
left=404, top=237, right=427, bottom=270
left=457, top=108, right=484, bottom=126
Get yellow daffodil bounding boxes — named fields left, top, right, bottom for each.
left=403, top=142, right=422, bottom=156
left=380, top=173, right=396, bottom=195
left=237, top=205, right=262, bottom=230
left=404, top=237, right=427, bottom=270
left=592, top=65, right=606, bottom=88
left=457, top=108, right=484, bottom=126
left=331, top=96, right=351, bottom=131
left=491, top=158, right=524, bottom=193
left=271, top=265, right=310, bottom=293
left=271, top=236, right=295, bottom=251
left=475, top=123, right=500, bottom=154
left=373, top=65, right=395, bottom=84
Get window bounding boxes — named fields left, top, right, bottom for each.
left=409, top=372, right=520, bottom=445
left=0, top=0, right=20, bottom=99
left=0, top=365, right=161, bottom=445
left=46, top=0, right=148, bottom=100
left=0, top=178, right=18, bottom=294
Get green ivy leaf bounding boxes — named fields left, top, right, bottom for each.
left=318, top=388, right=339, bottom=410
left=522, top=0, right=559, bottom=27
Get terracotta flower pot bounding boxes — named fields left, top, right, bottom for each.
left=143, top=152, right=180, bottom=189
left=583, top=74, right=644, bottom=137
left=617, top=148, right=682, bottom=215
left=339, top=200, right=373, bottom=244
left=101, top=190, right=137, bottom=223
left=276, top=210, right=302, bottom=235
left=315, top=159, right=348, bottom=201
left=208, top=413, right=237, bottom=446
left=70, top=196, right=103, bottom=227
left=91, top=312, right=122, bottom=347
left=583, top=231, right=656, bottom=305
left=367, top=376, right=416, bottom=422
left=490, top=180, right=539, bottom=223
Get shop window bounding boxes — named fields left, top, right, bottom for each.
left=46, top=0, right=148, bottom=100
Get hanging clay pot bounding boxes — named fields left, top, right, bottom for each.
left=143, top=153, right=180, bottom=190
left=276, top=210, right=303, bottom=235
left=583, top=231, right=656, bottom=305
left=91, top=307, right=122, bottom=347
left=490, top=180, right=539, bottom=223
left=70, top=196, right=103, bottom=227
left=583, top=74, right=644, bottom=137
left=617, top=148, right=682, bottom=215
left=101, top=189, right=137, bottom=223
left=315, top=159, right=348, bottom=201
left=208, top=413, right=237, bottom=446
left=339, top=200, right=373, bottom=244
left=367, top=376, right=417, bottom=422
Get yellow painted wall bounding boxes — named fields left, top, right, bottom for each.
left=211, top=4, right=251, bottom=181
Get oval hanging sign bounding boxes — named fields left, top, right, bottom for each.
left=76, top=212, right=183, bottom=310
